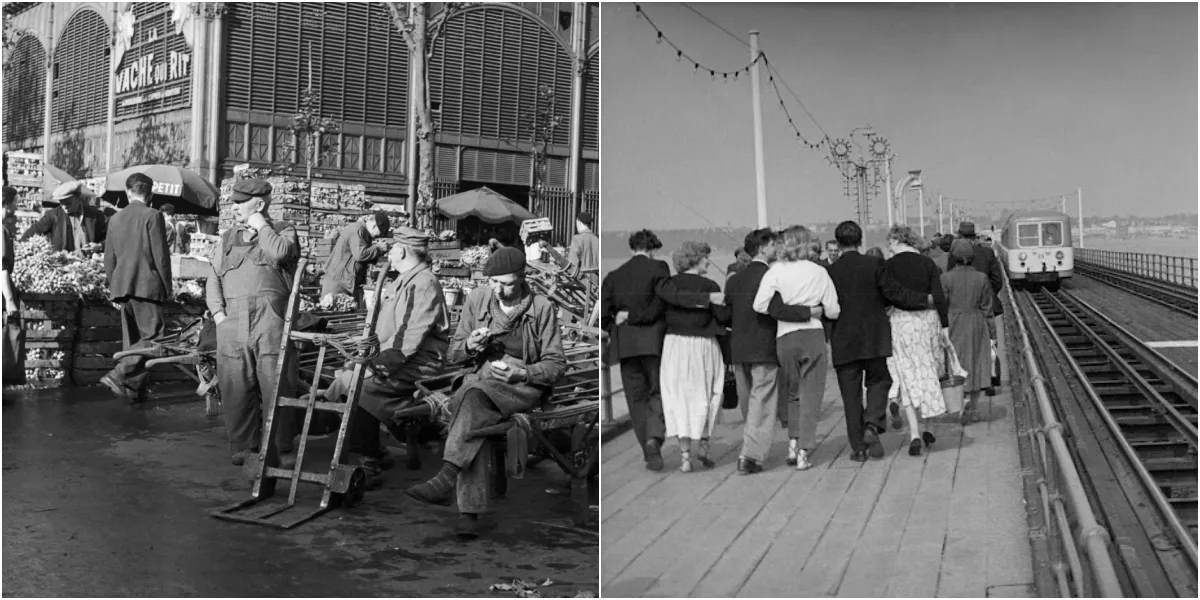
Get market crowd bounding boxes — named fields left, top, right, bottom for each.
left=602, top=219, right=1003, bottom=473
left=2, top=175, right=599, bottom=540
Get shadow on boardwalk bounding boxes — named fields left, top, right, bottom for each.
left=601, top=369, right=1035, bottom=598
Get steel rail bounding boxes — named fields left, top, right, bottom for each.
left=1029, top=290, right=1198, bottom=566
left=1002, top=263, right=1125, bottom=597
left=1074, top=262, right=1198, bottom=317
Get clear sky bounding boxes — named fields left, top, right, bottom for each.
left=601, top=2, right=1198, bottom=231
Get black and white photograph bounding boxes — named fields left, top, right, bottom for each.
left=599, top=2, right=1196, bottom=598
left=2, top=2, right=599, bottom=597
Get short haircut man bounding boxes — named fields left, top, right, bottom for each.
left=834, top=220, right=863, bottom=248
left=126, top=173, right=154, bottom=199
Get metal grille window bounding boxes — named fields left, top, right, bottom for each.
left=51, top=9, right=108, bottom=132
left=364, top=138, right=382, bottom=171
left=385, top=139, right=404, bottom=173
left=3, top=36, right=46, bottom=143
left=249, top=125, right=270, bottom=162
left=319, top=133, right=337, bottom=167
left=582, top=49, right=598, bottom=151
left=225, top=2, right=409, bottom=128
left=342, top=136, right=361, bottom=171
left=226, top=123, right=246, bottom=160
left=429, top=6, right=573, bottom=146
left=114, top=2, right=193, bottom=119
left=273, top=127, right=293, bottom=163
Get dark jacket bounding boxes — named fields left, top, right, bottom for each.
left=660, top=273, right=730, bottom=337
left=321, top=222, right=384, bottom=298
left=885, top=252, right=949, bottom=328
left=970, top=242, right=1005, bottom=316
left=104, top=201, right=172, bottom=302
left=601, top=254, right=671, bottom=360
left=21, top=205, right=107, bottom=252
left=728, top=260, right=811, bottom=365
left=826, top=250, right=931, bottom=367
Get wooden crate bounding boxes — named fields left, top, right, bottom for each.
left=429, top=247, right=463, bottom=261
left=435, top=265, right=471, bottom=278
left=429, top=240, right=462, bottom=251
left=171, top=255, right=212, bottom=279
left=20, top=293, right=81, bottom=325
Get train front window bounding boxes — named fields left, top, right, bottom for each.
left=1017, top=224, right=1040, bottom=247
left=1042, top=222, right=1062, bottom=246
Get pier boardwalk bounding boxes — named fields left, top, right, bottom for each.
left=601, top=340, right=1035, bottom=597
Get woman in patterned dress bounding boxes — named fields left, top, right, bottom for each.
left=884, top=225, right=949, bottom=456
left=658, top=241, right=731, bottom=472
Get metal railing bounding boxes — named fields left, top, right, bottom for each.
left=1002, top=265, right=1124, bottom=597
left=599, top=330, right=615, bottom=425
left=1075, top=248, right=1197, bottom=288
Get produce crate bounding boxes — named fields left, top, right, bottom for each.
left=20, top=293, right=82, bottom=325
left=435, top=265, right=471, bottom=278
left=171, top=255, right=212, bottom=279
left=429, top=240, right=461, bottom=251
left=429, top=247, right=462, bottom=261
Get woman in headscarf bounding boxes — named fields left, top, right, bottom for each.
left=658, top=241, right=731, bottom=472
left=884, top=225, right=949, bottom=456
left=940, top=239, right=993, bottom=424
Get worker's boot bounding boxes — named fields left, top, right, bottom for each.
left=100, top=373, right=130, bottom=402
left=405, top=462, right=458, bottom=507
left=455, top=513, right=480, bottom=540
left=231, top=449, right=256, bottom=466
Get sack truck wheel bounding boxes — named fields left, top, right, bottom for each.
left=331, top=467, right=367, bottom=509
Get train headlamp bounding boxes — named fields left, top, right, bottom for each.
left=1055, top=251, right=1064, bottom=260
left=1018, top=252, right=1027, bottom=261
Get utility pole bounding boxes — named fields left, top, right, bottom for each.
left=855, top=166, right=868, bottom=225
left=884, top=158, right=894, bottom=228
left=938, top=193, right=944, bottom=234
left=917, top=184, right=925, bottom=238
left=749, top=30, right=767, bottom=227
left=1061, top=195, right=1067, bottom=214
left=1077, top=187, right=1084, bottom=248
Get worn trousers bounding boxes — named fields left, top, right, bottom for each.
left=216, top=299, right=300, bottom=454
left=733, top=363, right=779, bottom=462
left=442, top=388, right=506, bottom=514
left=835, top=357, right=892, bottom=452
left=109, top=298, right=166, bottom=396
left=776, top=329, right=827, bottom=449
left=620, top=355, right=666, bottom=453
left=347, top=360, right=443, bottom=457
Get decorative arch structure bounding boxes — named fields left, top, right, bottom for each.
left=51, top=7, right=109, bottom=132
left=3, top=35, right=47, bottom=143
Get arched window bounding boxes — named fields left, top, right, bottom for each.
left=582, top=48, right=598, bottom=152
left=429, top=5, right=572, bottom=146
left=225, top=2, right=409, bottom=128
left=3, top=36, right=46, bottom=143
left=52, top=8, right=109, bottom=132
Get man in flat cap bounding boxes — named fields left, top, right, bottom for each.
left=336, top=226, right=451, bottom=485
left=21, top=180, right=107, bottom=253
left=566, top=211, right=599, bottom=284
left=205, top=178, right=302, bottom=466
left=100, top=173, right=172, bottom=403
left=405, top=246, right=566, bottom=538
left=319, top=213, right=392, bottom=308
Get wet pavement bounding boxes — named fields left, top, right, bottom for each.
left=2, top=385, right=598, bottom=597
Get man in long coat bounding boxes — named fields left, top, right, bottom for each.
left=320, top=213, right=391, bottom=306
left=405, top=247, right=566, bottom=538
left=100, top=174, right=171, bottom=403
left=204, top=179, right=302, bottom=466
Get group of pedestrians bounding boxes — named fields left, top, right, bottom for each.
left=603, top=219, right=1005, bottom=474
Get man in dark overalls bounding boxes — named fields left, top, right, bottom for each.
left=204, top=179, right=301, bottom=466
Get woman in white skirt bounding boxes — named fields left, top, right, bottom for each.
left=884, top=225, right=950, bottom=456
left=657, top=241, right=731, bottom=472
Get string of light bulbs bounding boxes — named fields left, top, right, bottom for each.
left=634, top=4, right=762, bottom=81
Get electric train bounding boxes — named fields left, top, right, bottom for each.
left=995, top=210, right=1074, bottom=291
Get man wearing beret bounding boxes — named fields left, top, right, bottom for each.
left=204, top=178, right=302, bottom=466
left=405, top=246, right=567, bottom=538
left=21, top=180, right=107, bottom=254
left=319, top=213, right=392, bottom=307
left=339, top=226, right=451, bottom=485
left=100, top=173, right=172, bottom=403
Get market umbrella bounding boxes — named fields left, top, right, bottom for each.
left=101, top=165, right=220, bottom=216
left=40, top=164, right=95, bottom=207
left=436, top=186, right=537, bottom=224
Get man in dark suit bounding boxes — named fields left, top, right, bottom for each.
left=727, top=228, right=817, bottom=474
left=600, top=230, right=674, bottom=471
left=826, top=221, right=931, bottom=461
left=957, top=221, right=1004, bottom=328
left=100, top=173, right=172, bottom=403
left=21, top=181, right=107, bottom=253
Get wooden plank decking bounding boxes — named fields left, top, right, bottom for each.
left=602, top=364, right=1035, bottom=597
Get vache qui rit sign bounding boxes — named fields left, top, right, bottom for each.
left=114, top=50, right=191, bottom=95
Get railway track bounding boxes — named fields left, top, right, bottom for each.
left=1024, top=288, right=1198, bottom=577
left=1074, top=260, right=1199, bottom=317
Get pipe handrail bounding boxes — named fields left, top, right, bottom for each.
left=1002, top=262, right=1125, bottom=597
left=1075, top=247, right=1197, bottom=289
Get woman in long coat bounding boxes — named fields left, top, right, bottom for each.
left=941, top=239, right=993, bottom=424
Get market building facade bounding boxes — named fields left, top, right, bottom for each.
left=3, top=1, right=599, bottom=244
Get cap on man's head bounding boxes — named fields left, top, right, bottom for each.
left=52, top=181, right=84, bottom=202
left=576, top=211, right=593, bottom=228
left=370, top=213, right=393, bottom=238
left=957, top=221, right=976, bottom=237
left=160, top=203, right=177, bottom=216
left=230, top=178, right=272, bottom=203
left=483, top=246, right=527, bottom=277
left=392, top=225, right=429, bottom=250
